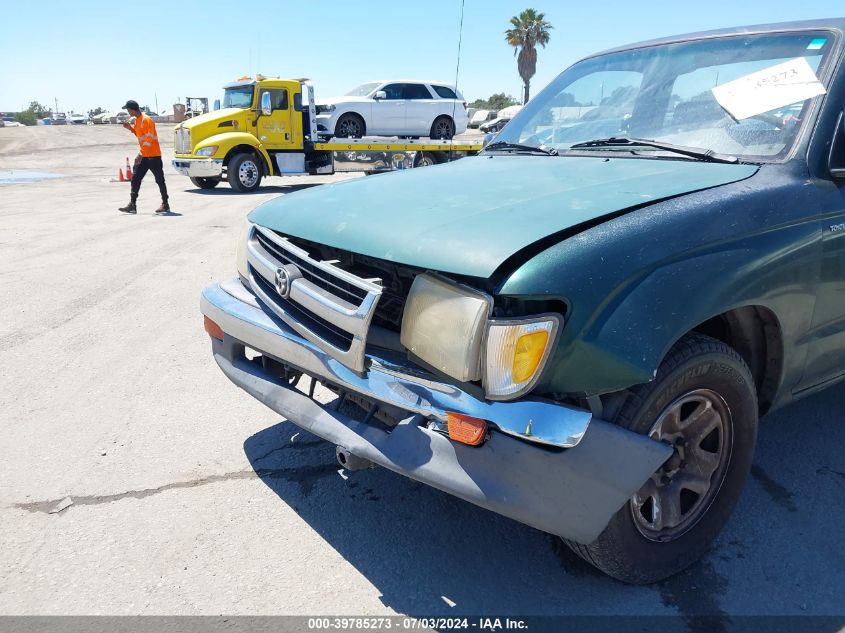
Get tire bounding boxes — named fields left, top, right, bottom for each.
left=413, top=152, right=443, bottom=167
left=189, top=176, right=219, bottom=190
left=227, top=153, right=263, bottom=193
left=335, top=113, right=365, bottom=138
left=564, top=333, right=758, bottom=584
left=430, top=116, right=455, bottom=139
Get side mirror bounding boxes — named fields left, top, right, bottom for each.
left=374, top=90, right=387, bottom=101
left=213, top=99, right=220, bottom=111
left=260, top=91, right=272, bottom=116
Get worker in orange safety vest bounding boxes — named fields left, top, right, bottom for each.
left=118, top=99, right=170, bottom=214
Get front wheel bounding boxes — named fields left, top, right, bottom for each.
left=189, top=176, right=220, bottom=190
left=564, top=333, right=758, bottom=584
left=335, top=113, right=365, bottom=138
left=227, top=153, right=263, bottom=193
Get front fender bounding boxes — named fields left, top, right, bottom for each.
left=502, top=216, right=820, bottom=397
left=197, top=132, right=275, bottom=175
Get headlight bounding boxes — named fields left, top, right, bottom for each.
left=236, top=221, right=254, bottom=279
left=195, top=145, right=218, bottom=157
left=400, top=274, right=492, bottom=382
left=483, top=316, right=560, bottom=400
left=317, top=104, right=336, bottom=113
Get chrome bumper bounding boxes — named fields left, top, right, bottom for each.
left=172, top=158, right=223, bottom=178
left=201, top=279, right=672, bottom=544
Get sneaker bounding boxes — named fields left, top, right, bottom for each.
left=155, top=202, right=170, bottom=214
left=119, top=202, right=137, bottom=214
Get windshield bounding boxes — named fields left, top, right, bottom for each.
left=495, top=31, right=836, bottom=160
left=223, top=86, right=254, bottom=108
left=345, top=82, right=381, bottom=97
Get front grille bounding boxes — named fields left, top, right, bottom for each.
left=254, top=230, right=368, bottom=306
left=174, top=127, right=191, bottom=154
left=275, top=232, right=421, bottom=332
left=251, top=271, right=354, bottom=351
left=246, top=226, right=383, bottom=373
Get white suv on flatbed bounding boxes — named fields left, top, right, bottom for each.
left=315, top=80, right=468, bottom=139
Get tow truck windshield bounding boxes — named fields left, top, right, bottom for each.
left=223, top=87, right=254, bottom=109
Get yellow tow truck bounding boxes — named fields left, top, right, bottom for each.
left=172, top=76, right=484, bottom=192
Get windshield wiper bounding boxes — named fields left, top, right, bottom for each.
left=568, top=137, right=738, bottom=164
left=484, top=141, right=558, bottom=156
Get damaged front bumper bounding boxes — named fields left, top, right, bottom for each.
left=201, top=279, right=671, bottom=544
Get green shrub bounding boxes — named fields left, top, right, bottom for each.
left=14, top=111, right=37, bottom=126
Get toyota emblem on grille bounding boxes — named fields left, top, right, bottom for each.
left=275, top=267, right=291, bottom=298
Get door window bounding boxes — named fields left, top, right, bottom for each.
left=432, top=85, right=458, bottom=99
left=265, top=89, right=289, bottom=111
left=404, top=84, right=434, bottom=99
left=381, top=84, right=405, bottom=100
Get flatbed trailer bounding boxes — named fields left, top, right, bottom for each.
left=172, top=78, right=484, bottom=192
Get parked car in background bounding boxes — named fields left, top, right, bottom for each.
left=92, top=112, right=114, bottom=124
left=2, top=120, right=25, bottom=127
left=68, top=112, right=87, bottom=125
left=315, top=80, right=468, bottom=139
left=480, top=105, right=523, bottom=133
left=469, top=109, right=498, bottom=128
left=51, top=113, right=67, bottom=125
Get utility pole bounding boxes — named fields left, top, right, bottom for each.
left=155, top=92, right=159, bottom=114
left=54, top=97, right=59, bottom=116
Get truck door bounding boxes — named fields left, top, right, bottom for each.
left=372, top=83, right=406, bottom=135
left=798, top=112, right=845, bottom=391
left=255, top=87, right=296, bottom=150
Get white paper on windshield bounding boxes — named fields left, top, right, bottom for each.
left=711, top=57, right=826, bottom=120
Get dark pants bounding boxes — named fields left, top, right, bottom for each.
left=130, top=155, right=168, bottom=203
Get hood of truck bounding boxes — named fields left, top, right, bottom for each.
left=248, top=155, right=759, bottom=278
left=178, top=108, right=245, bottom=130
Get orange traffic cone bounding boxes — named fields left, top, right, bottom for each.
left=118, top=168, right=125, bottom=182
left=125, top=157, right=133, bottom=179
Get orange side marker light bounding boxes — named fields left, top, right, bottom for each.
left=203, top=316, right=224, bottom=341
left=446, top=413, right=488, bottom=446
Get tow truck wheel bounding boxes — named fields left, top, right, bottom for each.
left=335, top=114, right=365, bottom=138
left=414, top=152, right=441, bottom=167
left=189, top=177, right=220, bottom=190
left=563, top=333, right=758, bottom=584
left=430, top=116, right=455, bottom=139
left=227, top=153, right=262, bottom=193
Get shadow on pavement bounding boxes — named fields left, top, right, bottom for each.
left=243, top=384, right=845, bottom=620
left=185, top=183, right=321, bottom=195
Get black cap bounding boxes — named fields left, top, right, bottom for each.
left=122, top=99, right=139, bottom=111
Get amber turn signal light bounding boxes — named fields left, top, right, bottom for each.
left=203, top=316, right=224, bottom=341
left=446, top=413, right=488, bottom=446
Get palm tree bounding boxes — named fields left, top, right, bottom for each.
left=505, top=9, right=553, bottom=104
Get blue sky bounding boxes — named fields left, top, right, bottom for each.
left=1, top=1, right=844, bottom=114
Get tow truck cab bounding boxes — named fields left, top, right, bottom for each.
left=172, top=76, right=325, bottom=191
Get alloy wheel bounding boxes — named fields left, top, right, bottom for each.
left=630, top=389, right=733, bottom=541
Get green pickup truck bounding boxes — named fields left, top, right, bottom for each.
left=201, top=19, right=845, bottom=583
